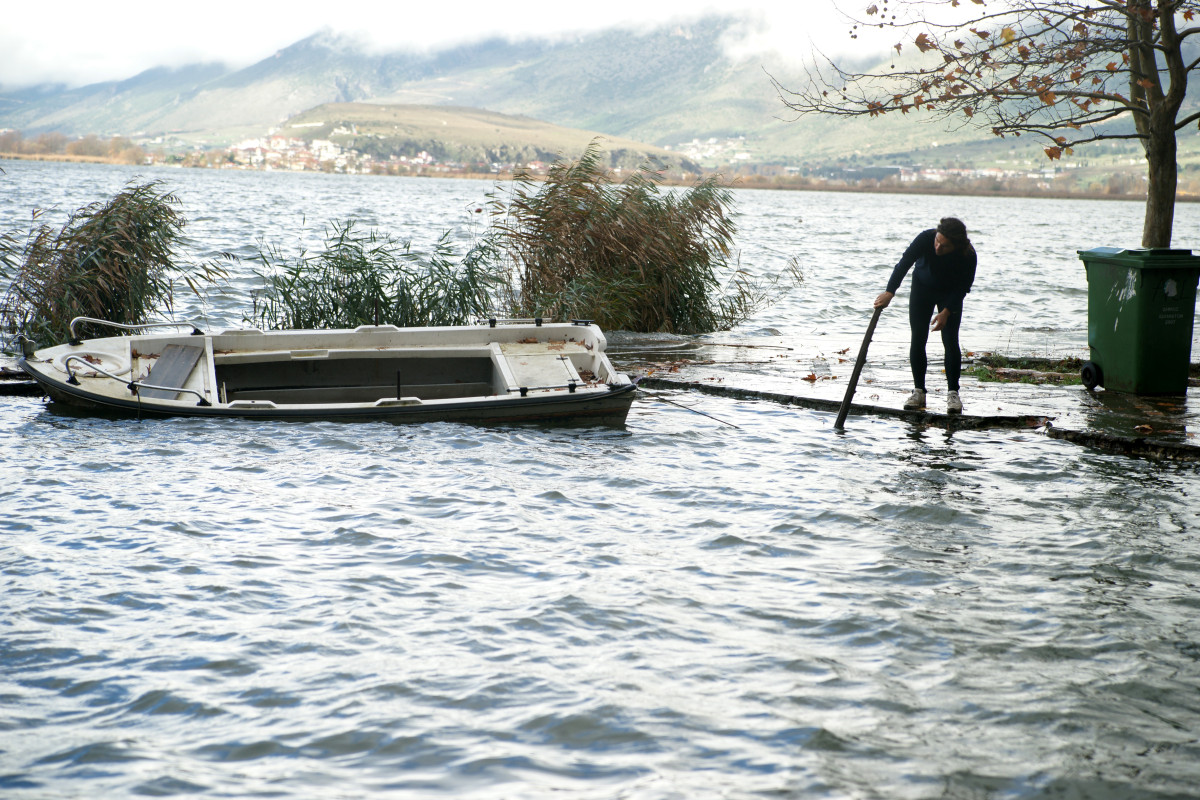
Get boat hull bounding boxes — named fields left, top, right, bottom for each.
left=27, top=370, right=635, bottom=423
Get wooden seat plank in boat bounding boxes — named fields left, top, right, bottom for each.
left=505, top=353, right=580, bottom=389
left=138, top=344, right=204, bottom=400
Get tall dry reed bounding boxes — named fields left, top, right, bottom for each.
left=0, top=181, right=226, bottom=346
left=485, top=141, right=799, bottom=333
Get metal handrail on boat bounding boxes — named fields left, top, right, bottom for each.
left=484, top=316, right=553, bottom=327
left=517, top=382, right=580, bottom=396
left=479, top=317, right=594, bottom=326
left=513, top=379, right=628, bottom=396
left=68, top=317, right=206, bottom=343
left=61, top=354, right=211, bottom=406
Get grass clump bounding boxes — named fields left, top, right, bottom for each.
left=1, top=181, right=225, bottom=347
left=969, top=353, right=1085, bottom=385
left=486, top=141, right=798, bottom=334
left=248, top=220, right=505, bottom=330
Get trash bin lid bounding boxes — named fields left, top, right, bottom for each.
left=1077, top=247, right=1200, bottom=269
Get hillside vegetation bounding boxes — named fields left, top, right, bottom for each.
left=281, top=103, right=697, bottom=170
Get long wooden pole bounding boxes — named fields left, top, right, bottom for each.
left=834, top=305, right=883, bottom=430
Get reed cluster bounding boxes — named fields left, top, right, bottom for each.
left=0, top=181, right=224, bottom=347
left=248, top=221, right=505, bottom=330
left=3, top=147, right=798, bottom=346
left=486, top=142, right=790, bottom=333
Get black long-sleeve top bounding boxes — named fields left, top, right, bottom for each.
left=885, top=228, right=977, bottom=313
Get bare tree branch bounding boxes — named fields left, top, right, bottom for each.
left=774, top=0, right=1200, bottom=245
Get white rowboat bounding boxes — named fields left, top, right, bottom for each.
left=19, top=319, right=636, bottom=424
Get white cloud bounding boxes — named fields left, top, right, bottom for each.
left=0, top=1, right=880, bottom=88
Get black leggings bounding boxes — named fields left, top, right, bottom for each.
left=908, top=279, right=962, bottom=392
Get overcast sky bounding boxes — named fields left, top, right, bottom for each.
left=0, top=1, right=870, bottom=88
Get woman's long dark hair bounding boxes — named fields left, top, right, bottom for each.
left=937, top=217, right=974, bottom=255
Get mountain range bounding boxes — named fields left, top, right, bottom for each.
left=0, top=16, right=1187, bottom=169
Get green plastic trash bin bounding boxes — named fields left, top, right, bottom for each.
left=1076, top=247, right=1200, bottom=394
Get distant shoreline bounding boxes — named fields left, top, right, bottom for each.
left=3, top=152, right=1188, bottom=204
left=0, top=152, right=141, bottom=166
left=725, top=178, right=1186, bottom=204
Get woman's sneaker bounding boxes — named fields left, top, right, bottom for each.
left=903, top=388, right=927, bottom=410
left=947, top=390, right=963, bottom=414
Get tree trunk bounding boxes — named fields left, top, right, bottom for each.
left=1134, top=0, right=1180, bottom=248
left=1142, top=116, right=1177, bottom=248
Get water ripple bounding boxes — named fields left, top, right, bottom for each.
left=4, top=163, right=1200, bottom=798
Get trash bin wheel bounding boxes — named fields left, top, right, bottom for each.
left=1081, top=361, right=1102, bottom=390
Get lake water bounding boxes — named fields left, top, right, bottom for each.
left=3, top=159, right=1200, bottom=799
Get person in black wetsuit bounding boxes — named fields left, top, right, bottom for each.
left=874, top=217, right=977, bottom=414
